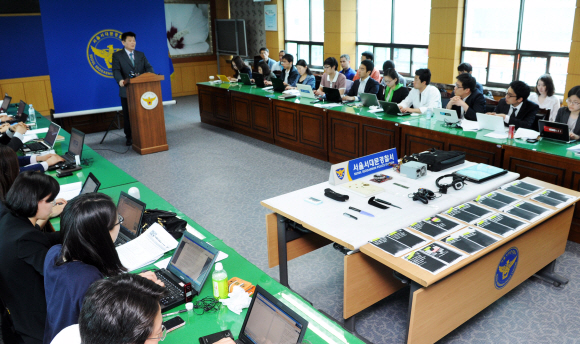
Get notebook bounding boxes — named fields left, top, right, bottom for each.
left=539, top=120, right=577, bottom=143
left=0, top=95, right=11, bottom=113
left=156, top=232, right=219, bottom=311
left=21, top=121, right=60, bottom=152
left=199, top=285, right=308, bottom=344
left=114, top=191, right=146, bottom=246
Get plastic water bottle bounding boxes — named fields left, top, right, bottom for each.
left=212, top=262, right=228, bottom=299
left=28, top=104, right=36, bottom=124
left=425, top=108, right=433, bottom=119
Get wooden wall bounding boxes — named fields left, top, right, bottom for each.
left=0, top=76, right=54, bottom=117
left=171, top=61, right=219, bottom=97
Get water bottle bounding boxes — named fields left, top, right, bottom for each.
left=28, top=104, right=36, bottom=124
left=212, top=262, right=228, bottom=299
left=425, top=108, right=433, bottom=119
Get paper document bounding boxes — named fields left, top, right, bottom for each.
left=484, top=132, right=508, bottom=139
left=27, top=128, right=49, bottom=135
left=368, top=108, right=384, bottom=113
left=117, top=223, right=178, bottom=271
left=23, top=134, right=38, bottom=142
left=566, top=143, right=580, bottom=151
left=514, top=128, right=539, bottom=139
left=56, top=182, right=82, bottom=200
left=313, top=103, right=343, bottom=109
left=460, top=120, right=480, bottom=131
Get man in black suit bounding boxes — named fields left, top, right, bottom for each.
left=447, top=73, right=486, bottom=120
left=0, top=122, right=27, bottom=151
left=344, top=60, right=380, bottom=101
left=112, top=32, right=154, bottom=146
left=487, top=80, right=539, bottom=130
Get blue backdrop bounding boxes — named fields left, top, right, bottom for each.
left=0, top=16, right=49, bottom=80
left=39, top=0, right=172, bottom=114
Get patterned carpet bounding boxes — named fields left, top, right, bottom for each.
left=84, top=95, right=580, bottom=344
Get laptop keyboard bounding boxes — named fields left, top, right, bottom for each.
left=156, top=270, right=185, bottom=307
left=114, top=234, right=129, bottom=247
left=61, top=154, right=76, bottom=164
left=24, top=142, right=47, bottom=151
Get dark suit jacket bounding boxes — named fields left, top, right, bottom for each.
left=452, top=90, right=486, bottom=121
left=233, top=66, right=252, bottom=79
left=347, top=77, right=380, bottom=97
left=493, top=98, right=539, bottom=129
left=280, top=66, right=299, bottom=87
left=0, top=213, right=61, bottom=343
left=112, top=49, right=154, bottom=98
left=0, top=133, right=23, bottom=152
left=554, top=107, right=580, bottom=136
left=451, top=81, right=484, bottom=97
left=18, top=156, right=43, bottom=173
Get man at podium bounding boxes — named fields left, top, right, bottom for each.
left=112, top=31, right=154, bottom=146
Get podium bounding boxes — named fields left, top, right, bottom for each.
left=126, top=73, right=169, bottom=155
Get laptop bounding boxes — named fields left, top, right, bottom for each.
left=199, top=285, right=308, bottom=344
left=253, top=73, right=265, bottom=88
left=323, top=87, right=343, bottom=103
left=114, top=191, right=147, bottom=247
left=155, top=231, right=219, bottom=311
left=239, top=73, right=254, bottom=86
left=378, top=101, right=408, bottom=116
left=6, top=100, right=28, bottom=124
left=434, top=108, right=459, bottom=124
left=57, top=172, right=101, bottom=200
left=0, top=95, right=11, bottom=113
left=60, top=128, right=85, bottom=164
left=454, top=163, right=507, bottom=183
left=360, top=93, right=380, bottom=107
left=271, top=77, right=286, bottom=92
left=217, top=75, right=230, bottom=83
left=476, top=112, right=506, bottom=133
left=539, top=120, right=577, bottom=143
left=22, top=121, right=60, bottom=152
left=297, top=84, right=316, bottom=99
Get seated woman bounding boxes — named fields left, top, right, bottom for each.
left=528, top=74, right=561, bottom=121
left=228, top=56, right=252, bottom=82
left=554, top=85, right=580, bottom=140
left=43, top=193, right=164, bottom=343
left=314, top=57, right=347, bottom=96
left=255, top=61, right=277, bottom=86
left=381, top=68, right=409, bottom=104
left=285, top=59, right=315, bottom=90
left=0, top=145, right=19, bottom=219
left=0, top=171, right=66, bottom=343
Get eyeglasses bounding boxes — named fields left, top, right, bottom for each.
left=114, top=214, right=124, bottom=227
left=454, top=84, right=464, bottom=89
left=566, top=98, right=580, bottom=107
left=147, top=324, right=166, bottom=341
left=505, top=93, right=517, bottom=98
left=323, top=65, right=331, bottom=69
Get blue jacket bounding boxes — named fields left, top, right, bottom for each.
left=298, top=74, right=316, bottom=89
left=340, top=68, right=356, bottom=81
left=18, top=156, right=44, bottom=173
left=281, top=66, right=300, bottom=87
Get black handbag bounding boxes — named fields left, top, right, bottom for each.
left=403, top=148, right=466, bottom=172
left=141, top=209, right=187, bottom=240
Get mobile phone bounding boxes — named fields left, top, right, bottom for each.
left=56, top=171, right=73, bottom=178
left=304, top=197, right=322, bottom=205
left=163, top=316, right=186, bottom=333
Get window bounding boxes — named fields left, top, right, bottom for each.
left=284, top=0, right=324, bottom=68
left=356, top=0, right=430, bottom=77
left=462, top=0, right=575, bottom=93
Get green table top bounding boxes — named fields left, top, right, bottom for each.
left=133, top=239, right=363, bottom=344
left=198, top=82, right=580, bottom=161
left=12, top=107, right=137, bottom=189
left=49, top=181, right=218, bottom=242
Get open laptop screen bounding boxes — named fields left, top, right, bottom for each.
left=68, top=128, right=85, bottom=157
left=80, top=173, right=100, bottom=195
left=169, top=235, right=215, bottom=287
left=1, top=96, right=11, bottom=112
left=16, top=100, right=26, bottom=116
left=43, top=123, right=61, bottom=147
left=117, top=193, right=145, bottom=236
left=242, top=291, right=304, bottom=344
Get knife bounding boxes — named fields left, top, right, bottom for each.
left=349, top=207, right=374, bottom=217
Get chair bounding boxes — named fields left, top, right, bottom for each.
left=485, top=98, right=499, bottom=113
left=345, top=79, right=354, bottom=95
left=314, top=75, right=321, bottom=90
left=532, top=108, right=551, bottom=131
left=376, top=84, right=385, bottom=100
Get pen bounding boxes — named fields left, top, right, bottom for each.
left=163, top=309, right=187, bottom=317
left=348, top=207, right=374, bottom=217
left=343, top=212, right=358, bottom=220
left=393, top=183, right=409, bottom=189
left=375, top=198, right=402, bottom=209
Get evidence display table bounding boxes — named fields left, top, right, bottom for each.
left=197, top=82, right=580, bottom=242
left=261, top=164, right=579, bottom=342
left=25, top=112, right=365, bottom=344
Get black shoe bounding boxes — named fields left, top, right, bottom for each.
left=126, top=138, right=132, bottom=146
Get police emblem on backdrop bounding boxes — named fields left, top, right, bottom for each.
left=336, top=168, right=346, bottom=180
left=141, top=92, right=159, bottom=110
left=494, top=247, right=519, bottom=289
left=87, top=29, right=123, bottom=78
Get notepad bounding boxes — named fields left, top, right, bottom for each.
left=55, top=182, right=82, bottom=201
